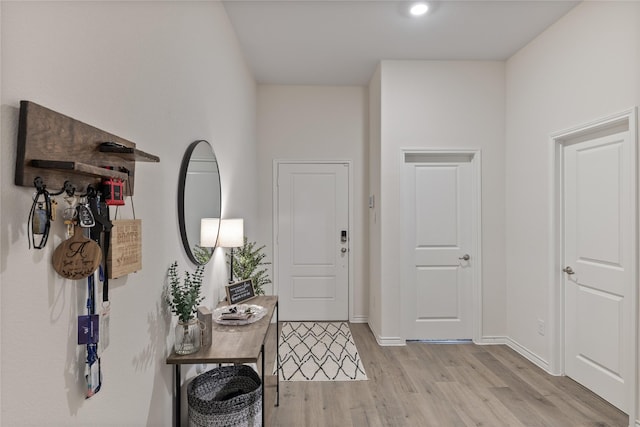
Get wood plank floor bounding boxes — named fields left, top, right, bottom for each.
left=263, top=322, right=628, bottom=427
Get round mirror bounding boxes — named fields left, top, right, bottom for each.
left=178, top=140, right=221, bottom=265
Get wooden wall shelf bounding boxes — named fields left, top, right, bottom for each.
left=15, top=101, right=160, bottom=196
left=98, top=143, right=160, bottom=163
left=30, top=160, right=130, bottom=181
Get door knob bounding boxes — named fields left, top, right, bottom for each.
left=341, top=248, right=348, bottom=253
left=458, top=254, right=470, bottom=261
left=563, top=266, right=575, bottom=275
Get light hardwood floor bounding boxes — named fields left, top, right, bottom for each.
left=264, top=322, right=628, bottom=427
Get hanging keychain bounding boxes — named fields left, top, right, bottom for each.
left=31, top=200, right=48, bottom=234
left=50, top=199, right=58, bottom=222
left=28, top=178, right=52, bottom=249
left=78, top=202, right=95, bottom=228
left=63, top=195, right=78, bottom=239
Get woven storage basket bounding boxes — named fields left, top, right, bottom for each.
left=188, top=365, right=262, bottom=427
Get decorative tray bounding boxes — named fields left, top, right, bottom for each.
left=212, top=304, right=267, bottom=326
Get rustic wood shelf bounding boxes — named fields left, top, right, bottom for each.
left=15, top=100, right=160, bottom=196
left=31, top=160, right=129, bottom=180
left=98, top=144, right=160, bottom=163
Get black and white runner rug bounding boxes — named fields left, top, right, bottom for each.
left=275, top=322, right=368, bottom=381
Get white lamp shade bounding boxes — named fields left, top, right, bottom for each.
left=200, top=218, right=220, bottom=248
left=217, top=218, right=244, bottom=248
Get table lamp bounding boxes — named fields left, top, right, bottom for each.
left=217, top=218, right=244, bottom=283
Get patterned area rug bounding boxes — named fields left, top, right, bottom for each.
left=275, top=322, right=368, bottom=381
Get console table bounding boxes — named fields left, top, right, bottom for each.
left=166, top=295, right=279, bottom=426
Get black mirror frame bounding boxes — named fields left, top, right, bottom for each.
left=177, top=140, right=221, bottom=265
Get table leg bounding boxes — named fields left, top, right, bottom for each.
left=174, top=365, right=181, bottom=427
left=261, top=343, right=265, bottom=426
left=276, top=301, right=279, bottom=407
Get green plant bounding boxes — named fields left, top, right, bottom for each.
left=192, top=245, right=212, bottom=265
left=165, top=261, right=205, bottom=323
left=228, top=237, right=271, bottom=295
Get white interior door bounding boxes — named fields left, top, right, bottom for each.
left=276, top=162, right=349, bottom=321
left=402, top=153, right=476, bottom=340
left=563, top=125, right=634, bottom=412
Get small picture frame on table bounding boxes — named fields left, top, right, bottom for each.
left=225, top=279, right=256, bottom=305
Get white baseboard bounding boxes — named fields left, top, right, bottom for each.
left=373, top=334, right=405, bottom=346
left=505, top=337, right=551, bottom=373
left=476, top=335, right=508, bottom=345
left=349, top=315, right=368, bottom=323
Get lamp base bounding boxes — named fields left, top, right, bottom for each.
left=229, top=249, right=235, bottom=284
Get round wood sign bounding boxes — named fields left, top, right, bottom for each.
left=52, top=231, right=102, bottom=280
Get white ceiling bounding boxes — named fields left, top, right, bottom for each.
left=222, top=0, right=579, bottom=85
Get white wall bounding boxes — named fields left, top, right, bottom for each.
left=505, top=0, right=640, bottom=419
left=256, top=85, right=369, bottom=321
left=0, top=3, right=3, bottom=419
left=505, top=0, right=640, bottom=364
left=1, top=2, right=256, bottom=425
left=376, top=60, right=506, bottom=341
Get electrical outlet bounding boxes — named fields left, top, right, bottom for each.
left=537, top=319, right=545, bottom=336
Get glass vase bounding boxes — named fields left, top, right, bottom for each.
left=174, top=318, right=201, bottom=355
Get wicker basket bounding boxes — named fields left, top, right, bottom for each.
left=188, top=365, right=262, bottom=427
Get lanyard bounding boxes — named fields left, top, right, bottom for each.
left=88, top=191, right=112, bottom=303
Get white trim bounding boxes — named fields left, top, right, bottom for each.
left=549, top=108, right=638, bottom=419
left=349, top=315, right=369, bottom=323
left=547, top=131, right=564, bottom=376
left=399, top=148, right=483, bottom=343
left=373, top=334, right=406, bottom=347
left=476, top=336, right=508, bottom=345
left=472, top=151, right=483, bottom=343
left=505, top=337, right=552, bottom=373
left=272, top=159, right=354, bottom=321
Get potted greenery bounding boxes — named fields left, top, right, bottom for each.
left=227, top=237, right=272, bottom=295
left=165, top=261, right=205, bottom=355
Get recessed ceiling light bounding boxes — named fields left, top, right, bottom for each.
left=409, top=3, right=429, bottom=17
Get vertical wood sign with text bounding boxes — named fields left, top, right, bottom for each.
left=107, top=219, right=142, bottom=279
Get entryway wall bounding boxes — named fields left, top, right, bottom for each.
left=255, top=85, right=369, bottom=323
left=368, top=60, right=507, bottom=344
left=505, top=1, right=640, bottom=422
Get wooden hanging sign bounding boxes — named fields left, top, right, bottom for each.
left=52, top=231, right=102, bottom=280
left=107, top=219, right=142, bottom=279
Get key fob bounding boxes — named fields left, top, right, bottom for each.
left=78, top=204, right=95, bottom=228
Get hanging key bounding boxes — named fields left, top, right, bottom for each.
left=78, top=204, right=95, bottom=228
left=50, top=199, right=58, bottom=221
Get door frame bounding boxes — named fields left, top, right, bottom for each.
left=548, top=108, right=637, bottom=419
left=272, top=159, right=354, bottom=321
left=400, top=149, right=483, bottom=343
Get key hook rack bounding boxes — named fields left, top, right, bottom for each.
left=33, top=177, right=79, bottom=198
